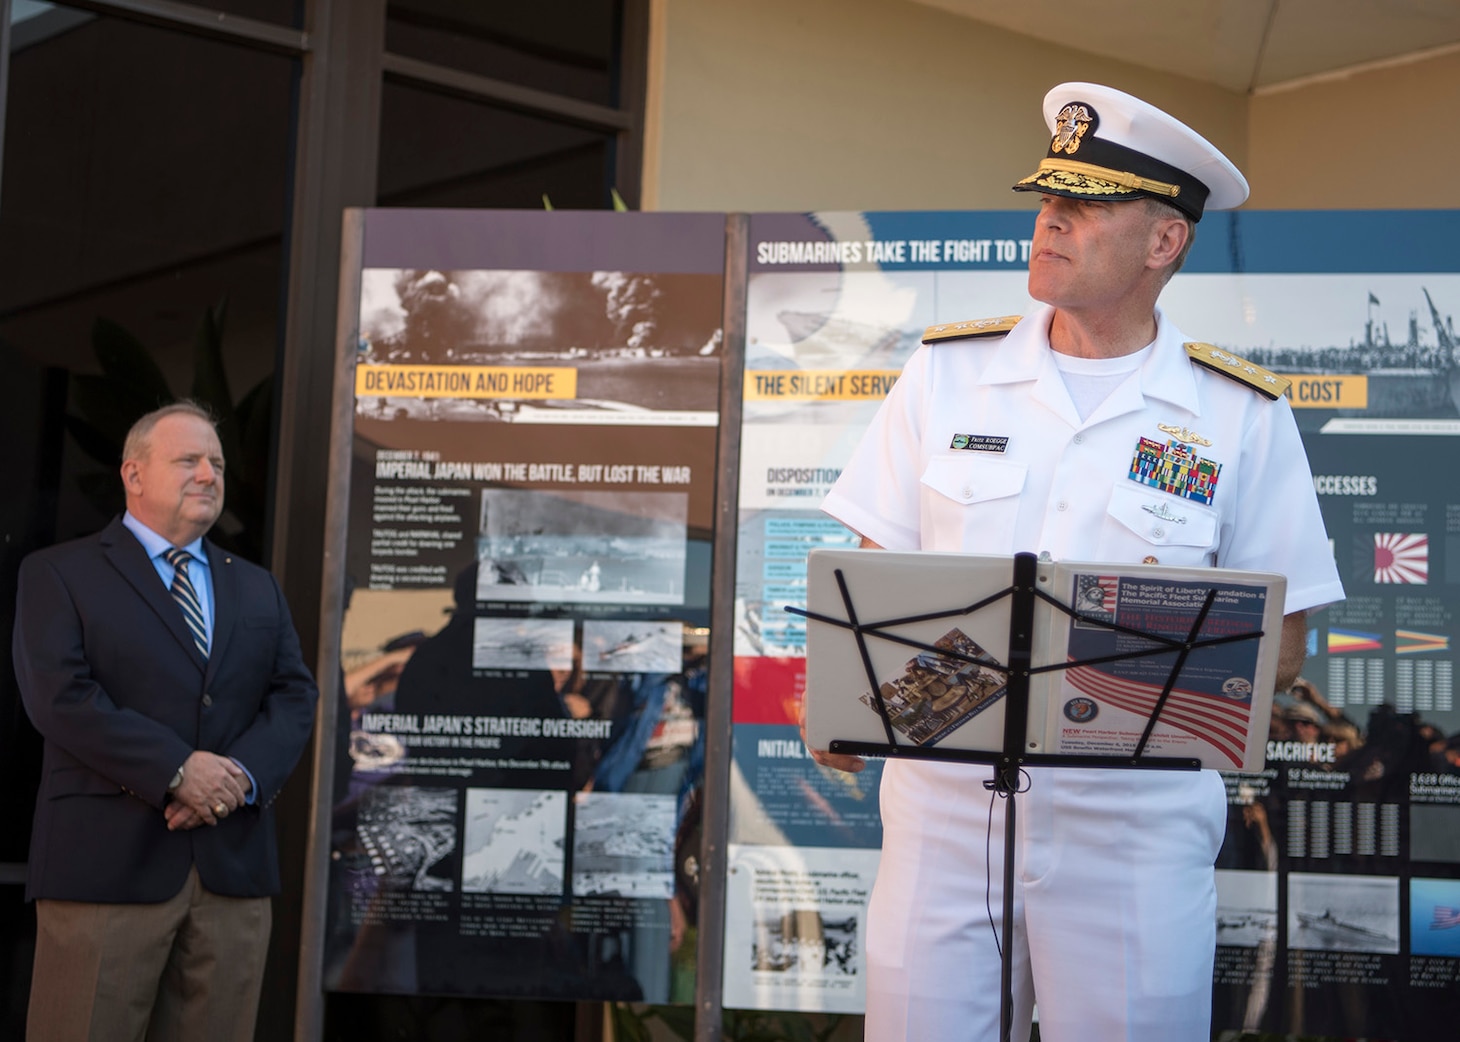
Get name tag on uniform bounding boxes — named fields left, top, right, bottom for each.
left=950, top=433, right=1009, bottom=453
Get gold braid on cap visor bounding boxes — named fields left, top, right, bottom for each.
left=1018, top=159, right=1181, bottom=199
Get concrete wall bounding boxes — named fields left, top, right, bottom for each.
left=645, top=0, right=1458, bottom=214
left=644, top=0, right=1246, bottom=213
left=1247, top=47, right=1460, bottom=209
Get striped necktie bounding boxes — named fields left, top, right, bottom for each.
left=163, top=547, right=208, bottom=657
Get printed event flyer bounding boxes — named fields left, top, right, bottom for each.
left=1050, top=570, right=1282, bottom=770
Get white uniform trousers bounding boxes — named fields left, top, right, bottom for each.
left=864, top=760, right=1227, bottom=1042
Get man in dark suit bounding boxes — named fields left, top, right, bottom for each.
left=14, top=401, right=318, bottom=1041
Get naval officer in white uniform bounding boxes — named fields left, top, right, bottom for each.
left=814, top=82, right=1344, bottom=1042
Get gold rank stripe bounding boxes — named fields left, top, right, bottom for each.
left=1024, top=159, right=1181, bottom=199
left=922, top=315, right=1023, bottom=344
left=1184, top=342, right=1290, bottom=401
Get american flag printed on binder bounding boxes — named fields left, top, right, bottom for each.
left=1431, top=906, right=1460, bottom=930
left=1065, top=667, right=1252, bottom=768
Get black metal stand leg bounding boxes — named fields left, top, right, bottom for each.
left=999, top=780, right=1018, bottom=1042
left=995, top=552, right=1036, bottom=1042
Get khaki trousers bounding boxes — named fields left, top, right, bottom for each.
left=28, top=866, right=271, bottom=1042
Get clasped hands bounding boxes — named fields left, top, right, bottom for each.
left=165, top=751, right=252, bottom=831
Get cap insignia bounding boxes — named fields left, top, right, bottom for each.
left=1184, top=342, right=1291, bottom=401
left=922, top=315, right=1023, bottom=344
left=1052, top=103, right=1093, bottom=156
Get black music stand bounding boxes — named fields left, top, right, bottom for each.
left=791, top=549, right=1284, bottom=1042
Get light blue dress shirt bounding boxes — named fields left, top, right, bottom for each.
left=122, top=511, right=256, bottom=804
left=123, top=512, right=214, bottom=644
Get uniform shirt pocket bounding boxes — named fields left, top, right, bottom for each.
left=918, top=454, right=1028, bottom=553
left=1099, top=482, right=1219, bottom=566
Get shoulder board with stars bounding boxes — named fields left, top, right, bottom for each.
left=922, top=315, right=1022, bottom=344
left=1184, top=342, right=1290, bottom=401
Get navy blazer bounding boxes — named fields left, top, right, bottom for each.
left=14, top=517, right=319, bottom=902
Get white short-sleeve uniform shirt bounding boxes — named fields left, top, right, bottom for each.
left=820, top=305, right=1344, bottom=1042
left=824, top=304, right=1342, bottom=609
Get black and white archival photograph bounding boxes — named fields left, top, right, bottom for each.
left=1160, top=274, right=1460, bottom=428
left=570, top=792, right=676, bottom=899
left=581, top=620, right=683, bottom=673
left=471, top=616, right=575, bottom=672
left=356, top=785, right=459, bottom=892
left=751, top=909, right=859, bottom=976
left=1215, top=869, right=1279, bottom=948
left=476, top=488, right=689, bottom=606
left=355, top=268, right=723, bottom=423
left=1287, top=872, right=1400, bottom=954
left=460, top=788, right=568, bottom=896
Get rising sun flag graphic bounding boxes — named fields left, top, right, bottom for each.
left=1373, top=532, right=1428, bottom=584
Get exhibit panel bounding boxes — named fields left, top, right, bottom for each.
left=725, top=211, right=1035, bottom=1012
left=724, top=209, right=1460, bottom=1040
left=310, top=208, right=1460, bottom=1039
left=321, top=211, right=725, bottom=1004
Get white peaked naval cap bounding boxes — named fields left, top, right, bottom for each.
left=1013, top=82, right=1249, bottom=221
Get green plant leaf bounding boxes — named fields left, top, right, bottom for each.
left=190, top=298, right=239, bottom=462
left=607, top=1003, right=652, bottom=1042
left=779, top=1015, right=818, bottom=1042
left=90, top=317, right=172, bottom=404
left=542, top=193, right=555, bottom=211
left=62, top=414, right=123, bottom=469
left=235, top=377, right=273, bottom=466
left=229, top=375, right=274, bottom=535
left=69, top=374, right=158, bottom=447
left=812, top=1014, right=846, bottom=1042
left=647, top=1004, right=696, bottom=1039
left=69, top=305, right=274, bottom=563
left=611, top=187, right=629, bottom=212
left=722, top=1010, right=831, bottom=1042
left=76, top=470, right=124, bottom=519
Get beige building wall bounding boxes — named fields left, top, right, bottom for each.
left=1247, top=47, right=1460, bottom=209
left=645, top=0, right=1458, bottom=214
left=644, top=0, right=1246, bottom=213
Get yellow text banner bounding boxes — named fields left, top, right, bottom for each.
left=1283, top=374, right=1368, bottom=409
left=356, top=365, right=578, bottom=400
left=743, top=369, right=900, bottom=402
